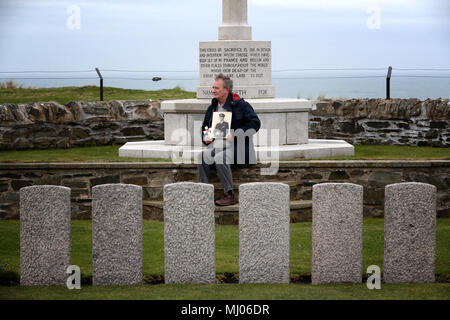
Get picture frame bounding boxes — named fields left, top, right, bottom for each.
left=210, top=111, right=232, bottom=139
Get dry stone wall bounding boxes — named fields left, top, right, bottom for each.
left=0, top=161, right=448, bottom=220
left=0, top=98, right=448, bottom=150
left=0, top=100, right=163, bottom=150
left=310, top=98, right=450, bottom=147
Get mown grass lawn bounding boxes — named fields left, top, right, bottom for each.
left=301, top=144, right=450, bottom=160
left=1, top=219, right=449, bottom=300
left=0, top=144, right=449, bottom=163
left=2, top=283, right=449, bottom=300
left=0, top=85, right=196, bottom=105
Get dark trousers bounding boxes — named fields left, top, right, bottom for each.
left=197, top=146, right=234, bottom=194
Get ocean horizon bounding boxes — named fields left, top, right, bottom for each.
left=2, top=71, right=449, bottom=101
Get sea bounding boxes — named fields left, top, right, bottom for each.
left=3, top=70, right=449, bottom=100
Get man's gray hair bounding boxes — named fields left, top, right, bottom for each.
left=215, top=73, right=233, bottom=91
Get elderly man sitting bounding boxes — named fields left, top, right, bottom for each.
left=197, top=73, right=261, bottom=206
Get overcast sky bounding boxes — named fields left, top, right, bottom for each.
left=0, top=0, right=449, bottom=83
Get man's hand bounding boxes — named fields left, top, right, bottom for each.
left=226, top=133, right=232, bottom=141
left=204, top=136, right=213, bottom=144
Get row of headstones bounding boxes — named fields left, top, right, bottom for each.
left=19, top=181, right=436, bottom=286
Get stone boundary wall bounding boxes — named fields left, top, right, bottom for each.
left=310, top=98, right=450, bottom=147
left=1, top=98, right=448, bottom=150
left=0, top=161, right=448, bottom=220
left=0, top=100, right=164, bottom=150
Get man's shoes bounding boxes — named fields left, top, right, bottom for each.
left=215, top=192, right=236, bottom=206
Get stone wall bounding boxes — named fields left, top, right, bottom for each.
left=310, top=98, right=450, bottom=147
left=0, top=100, right=164, bottom=150
left=0, top=161, right=448, bottom=220
left=1, top=98, right=448, bottom=150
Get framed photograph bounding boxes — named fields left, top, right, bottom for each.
left=210, top=111, right=232, bottom=139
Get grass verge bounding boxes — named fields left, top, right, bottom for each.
left=0, top=219, right=449, bottom=299
left=0, top=144, right=449, bottom=163
left=0, top=85, right=196, bottom=105
left=1, top=282, right=449, bottom=300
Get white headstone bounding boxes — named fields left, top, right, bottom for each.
left=164, top=182, right=216, bottom=284
left=312, top=183, right=363, bottom=284
left=92, top=184, right=143, bottom=286
left=20, top=185, right=71, bottom=286
left=384, top=182, right=436, bottom=283
left=239, top=182, right=290, bottom=283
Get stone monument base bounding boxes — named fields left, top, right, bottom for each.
left=118, top=139, right=354, bottom=161
left=161, top=98, right=313, bottom=146
left=119, top=97, right=354, bottom=161
left=197, top=84, right=275, bottom=100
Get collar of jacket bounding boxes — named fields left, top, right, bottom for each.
left=212, top=92, right=242, bottom=111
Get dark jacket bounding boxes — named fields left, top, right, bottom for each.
left=201, top=93, right=261, bottom=165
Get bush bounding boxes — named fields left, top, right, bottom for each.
left=0, top=80, right=23, bottom=89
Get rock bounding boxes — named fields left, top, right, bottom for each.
left=121, top=127, right=146, bottom=137
left=35, top=175, right=62, bottom=186
left=11, top=180, right=32, bottom=191
left=418, top=141, right=430, bottom=147
left=26, top=104, right=42, bottom=120
left=122, top=176, right=148, bottom=186
left=365, top=121, right=390, bottom=129
left=328, top=170, right=350, bottom=180
left=396, top=122, right=410, bottom=129
left=90, top=175, right=120, bottom=188
left=368, top=171, right=403, bottom=188
left=430, top=121, right=448, bottom=129
left=302, top=173, right=323, bottom=180
left=425, top=129, right=439, bottom=139
left=82, top=102, right=110, bottom=115
left=340, top=120, right=364, bottom=134
left=0, top=104, right=16, bottom=122
left=0, top=181, right=9, bottom=192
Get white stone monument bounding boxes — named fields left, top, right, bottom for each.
left=219, top=0, right=251, bottom=41
left=197, top=0, right=274, bottom=99
left=119, top=0, right=354, bottom=161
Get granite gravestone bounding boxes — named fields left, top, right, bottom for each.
left=164, top=182, right=216, bottom=284
left=239, top=182, right=290, bottom=283
left=311, top=183, right=363, bottom=284
left=20, top=185, right=71, bottom=286
left=92, top=183, right=143, bottom=286
left=384, top=182, right=436, bottom=283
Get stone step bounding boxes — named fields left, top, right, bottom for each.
left=142, top=199, right=312, bottom=225
left=122, top=135, right=149, bottom=141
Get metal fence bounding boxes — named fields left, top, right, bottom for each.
left=1, top=66, right=449, bottom=101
